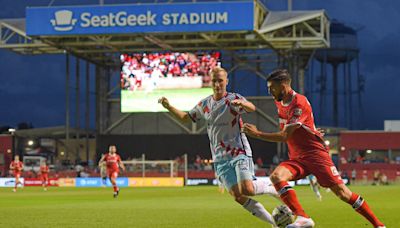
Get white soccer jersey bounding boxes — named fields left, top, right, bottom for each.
left=188, top=92, right=252, bottom=162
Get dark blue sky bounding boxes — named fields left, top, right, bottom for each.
left=0, top=0, right=399, bottom=130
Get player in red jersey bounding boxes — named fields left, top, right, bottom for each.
left=40, top=160, right=50, bottom=191
left=243, top=69, right=385, bottom=228
left=98, top=145, right=126, bottom=198
left=9, top=155, right=24, bottom=192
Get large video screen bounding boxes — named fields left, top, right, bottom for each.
left=120, top=52, right=220, bottom=112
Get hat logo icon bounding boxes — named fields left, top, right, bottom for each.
left=50, top=10, right=77, bottom=31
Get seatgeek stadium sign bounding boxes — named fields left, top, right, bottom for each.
left=26, top=2, right=255, bottom=36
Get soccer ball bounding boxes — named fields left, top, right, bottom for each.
left=272, top=205, right=295, bottom=228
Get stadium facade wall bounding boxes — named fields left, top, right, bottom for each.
left=97, top=134, right=277, bottom=164
left=0, top=135, right=13, bottom=177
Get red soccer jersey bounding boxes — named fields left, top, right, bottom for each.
left=275, top=91, right=327, bottom=159
left=104, top=153, right=121, bottom=171
left=11, top=161, right=23, bottom=173
left=41, top=165, right=49, bottom=174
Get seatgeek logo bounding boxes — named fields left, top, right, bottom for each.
left=50, top=10, right=77, bottom=31
left=49, top=9, right=228, bottom=31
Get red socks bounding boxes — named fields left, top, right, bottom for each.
left=273, top=182, right=384, bottom=226
left=348, top=193, right=384, bottom=227
left=274, top=181, right=309, bottom=218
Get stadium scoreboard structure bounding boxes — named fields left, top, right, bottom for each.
left=0, top=0, right=329, bottom=66
left=26, top=2, right=254, bottom=35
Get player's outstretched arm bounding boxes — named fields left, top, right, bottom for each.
left=231, top=99, right=256, bottom=113
left=118, top=160, right=126, bottom=172
left=242, top=122, right=301, bottom=142
left=158, top=97, right=191, bottom=123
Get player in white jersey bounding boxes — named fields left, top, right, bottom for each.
left=159, top=67, right=278, bottom=226
left=99, top=161, right=107, bottom=187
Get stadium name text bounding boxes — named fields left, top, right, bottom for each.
left=80, top=11, right=228, bottom=27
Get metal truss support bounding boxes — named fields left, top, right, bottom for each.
left=96, top=65, right=111, bottom=134
left=75, top=57, right=81, bottom=161
left=0, top=19, right=62, bottom=54
left=255, top=108, right=279, bottom=127
left=65, top=54, right=70, bottom=158
left=85, top=61, right=91, bottom=162
left=104, top=113, right=132, bottom=134
left=164, top=113, right=192, bottom=134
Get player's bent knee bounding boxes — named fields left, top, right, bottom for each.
left=270, top=167, right=292, bottom=183
left=241, top=186, right=255, bottom=196
left=270, top=171, right=284, bottom=183
left=240, top=181, right=255, bottom=196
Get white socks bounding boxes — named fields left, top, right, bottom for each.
left=243, top=198, right=276, bottom=225
left=252, top=178, right=279, bottom=197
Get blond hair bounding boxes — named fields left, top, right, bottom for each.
left=210, top=67, right=228, bottom=78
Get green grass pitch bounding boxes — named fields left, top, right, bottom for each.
left=121, top=88, right=212, bottom=112
left=0, top=185, right=397, bottom=227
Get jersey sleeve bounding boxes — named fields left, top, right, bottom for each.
left=103, top=154, right=109, bottom=162
left=230, top=93, right=248, bottom=115
left=287, top=99, right=308, bottom=127
left=188, top=99, right=206, bottom=122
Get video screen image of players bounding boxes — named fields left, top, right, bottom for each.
left=120, top=51, right=221, bottom=112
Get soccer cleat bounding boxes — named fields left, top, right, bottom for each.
left=375, top=226, right=386, bottom=228
left=12, top=188, right=16, bottom=192
left=316, top=193, right=322, bottom=201
left=113, top=190, right=119, bottom=198
left=286, top=216, right=315, bottom=228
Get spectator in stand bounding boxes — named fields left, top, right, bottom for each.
left=351, top=169, right=357, bottom=184
left=372, top=170, right=380, bottom=185
left=272, top=154, right=279, bottom=165
left=194, top=155, right=202, bottom=170
left=384, top=156, right=389, bottom=163
left=75, top=163, right=84, bottom=177
left=342, top=171, right=349, bottom=184
left=378, top=172, right=388, bottom=185
left=256, top=157, right=264, bottom=170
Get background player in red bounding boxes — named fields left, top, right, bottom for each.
left=243, top=69, right=385, bottom=228
left=9, top=155, right=24, bottom=192
left=98, top=145, right=126, bottom=198
left=40, top=160, right=50, bottom=191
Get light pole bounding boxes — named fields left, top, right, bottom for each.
left=8, top=128, right=16, bottom=157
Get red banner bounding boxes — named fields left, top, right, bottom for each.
left=24, top=178, right=59, bottom=186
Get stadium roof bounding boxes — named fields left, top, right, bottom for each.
left=0, top=1, right=329, bottom=66
left=13, top=126, right=95, bottom=138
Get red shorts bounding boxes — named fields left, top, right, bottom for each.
left=14, top=172, right=21, bottom=178
left=41, top=175, right=49, bottom=181
left=279, top=152, right=343, bottom=188
left=107, top=170, right=119, bottom=179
